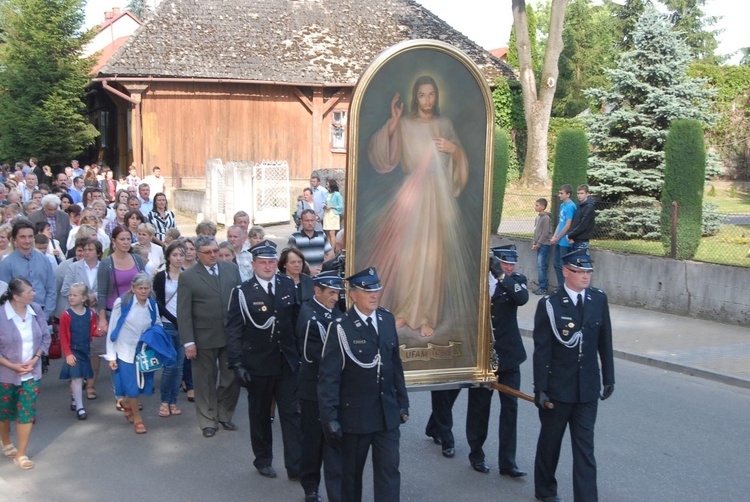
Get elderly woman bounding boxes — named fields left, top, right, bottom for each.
left=91, top=200, right=110, bottom=230
left=66, top=212, right=110, bottom=254
left=105, top=272, right=161, bottom=434
left=0, top=278, right=51, bottom=469
left=278, top=247, right=313, bottom=303
left=62, top=238, right=103, bottom=400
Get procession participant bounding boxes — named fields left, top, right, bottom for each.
left=225, top=240, right=301, bottom=479
left=318, top=267, right=409, bottom=502
left=296, top=271, right=343, bottom=502
left=465, top=245, right=529, bottom=476
left=533, top=248, right=615, bottom=502
left=177, top=236, right=241, bottom=437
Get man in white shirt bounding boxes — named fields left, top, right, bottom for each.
left=143, top=166, right=166, bottom=195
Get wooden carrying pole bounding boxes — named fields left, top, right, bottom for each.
left=486, top=382, right=554, bottom=409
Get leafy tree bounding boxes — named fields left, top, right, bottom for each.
left=491, top=127, right=511, bottom=234
left=585, top=6, right=715, bottom=204
left=125, top=0, right=152, bottom=20
left=552, top=0, right=618, bottom=117
left=507, top=2, right=540, bottom=75
left=606, top=0, right=651, bottom=51
left=0, top=0, right=97, bottom=165
left=661, top=0, right=722, bottom=64
left=511, top=0, right=569, bottom=188
left=660, top=119, right=705, bottom=258
left=739, top=47, right=750, bottom=67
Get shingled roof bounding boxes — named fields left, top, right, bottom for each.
left=100, top=0, right=514, bottom=85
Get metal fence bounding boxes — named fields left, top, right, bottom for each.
left=498, top=192, right=750, bottom=268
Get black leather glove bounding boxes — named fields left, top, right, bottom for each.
left=489, top=255, right=503, bottom=279
left=323, top=420, right=343, bottom=449
left=600, top=384, right=614, bottom=401
left=232, top=365, right=252, bottom=387
left=535, top=391, right=551, bottom=410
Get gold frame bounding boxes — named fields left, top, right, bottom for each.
left=345, top=40, right=496, bottom=387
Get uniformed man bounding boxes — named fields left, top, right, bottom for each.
left=532, top=248, right=615, bottom=502
left=318, top=267, right=409, bottom=502
left=296, top=271, right=344, bottom=502
left=225, top=240, right=302, bottom=480
left=465, top=244, right=529, bottom=476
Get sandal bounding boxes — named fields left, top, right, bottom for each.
left=158, top=403, right=170, bottom=417
left=2, top=442, right=17, bottom=458
left=86, top=387, right=97, bottom=400
left=13, top=455, right=34, bottom=470
left=169, top=404, right=182, bottom=416
left=115, top=399, right=125, bottom=412
left=134, top=421, right=147, bottom=434
left=123, top=407, right=134, bottom=424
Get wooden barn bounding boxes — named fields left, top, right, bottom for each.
left=89, top=0, right=513, bottom=191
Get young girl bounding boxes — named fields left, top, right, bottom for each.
left=59, top=283, right=98, bottom=420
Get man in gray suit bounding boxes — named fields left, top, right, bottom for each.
left=178, top=236, right=242, bottom=437
left=27, top=194, right=72, bottom=254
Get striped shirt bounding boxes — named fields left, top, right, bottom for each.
left=287, top=230, right=332, bottom=271
left=148, top=210, right=176, bottom=241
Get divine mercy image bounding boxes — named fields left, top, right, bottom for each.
left=352, top=47, right=490, bottom=371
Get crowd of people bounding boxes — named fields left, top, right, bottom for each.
left=0, top=159, right=614, bottom=502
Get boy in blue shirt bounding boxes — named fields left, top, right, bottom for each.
left=549, top=184, right=576, bottom=288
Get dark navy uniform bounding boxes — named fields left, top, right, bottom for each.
left=467, top=268, right=529, bottom=472
left=226, top=271, right=302, bottom=478
left=318, top=275, right=409, bottom=502
left=297, top=296, right=342, bottom=502
left=532, top=249, right=615, bottom=502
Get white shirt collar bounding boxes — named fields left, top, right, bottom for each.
left=353, top=304, right=377, bottom=331
left=4, top=302, right=35, bottom=322
left=564, top=284, right=585, bottom=305
left=313, top=297, right=332, bottom=313
left=204, top=263, right=217, bottom=275
left=256, top=275, right=273, bottom=291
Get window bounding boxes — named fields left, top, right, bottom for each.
left=330, top=109, right=347, bottom=153
left=100, top=111, right=109, bottom=148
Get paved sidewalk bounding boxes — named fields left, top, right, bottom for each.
left=179, top=213, right=750, bottom=389
left=517, top=296, right=750, bottom=389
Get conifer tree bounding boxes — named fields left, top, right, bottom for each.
left=0, top=0, right=97, bottom=164
left=584, top=7, right=715, bottom=207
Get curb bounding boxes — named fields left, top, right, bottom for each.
left=519, top=329, right=750, bottom=391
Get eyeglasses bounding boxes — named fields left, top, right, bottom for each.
left=565, top=267, right=593, bottom=275
left=198, top=249, right=219, bottom=255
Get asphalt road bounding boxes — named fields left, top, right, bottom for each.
left=1, top=338, right=749, bottom=502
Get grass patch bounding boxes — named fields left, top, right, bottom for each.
left=590, top=239, right=664, bottom=256
left=703, top=182, right=750, bottom=213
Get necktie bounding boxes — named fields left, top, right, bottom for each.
left=209, top=265, right=217, bottom=276
left=267, top=281, right=274, bottom=299
left=576, top=293, right=584, bottom=319
left=367, top=317, right=377, bottom=336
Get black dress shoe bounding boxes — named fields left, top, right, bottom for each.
left=441, top=447, right=455, bottom=458
left=219, top=420, right=238, bottom=431
left=257, top=465, right=277, bottom=478
left=202, top=427, right=217, bottom=438
left=471, top=460, right=490, bottom=473
left=304, top=491, right=321, bottom=502
left=500, top=468, right=528, bottom=478
left=535, top=496, right=562, bottom=502
left=425, top=431, right=442, bottom=445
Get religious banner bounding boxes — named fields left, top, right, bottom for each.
left=345, top=40, right=495, bottom=386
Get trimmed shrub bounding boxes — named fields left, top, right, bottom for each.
left=550, top=128, right=589, bottom=216
left=491, top=127, right=511, bottom=233
left=660, top=119, right=706, bottom=258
